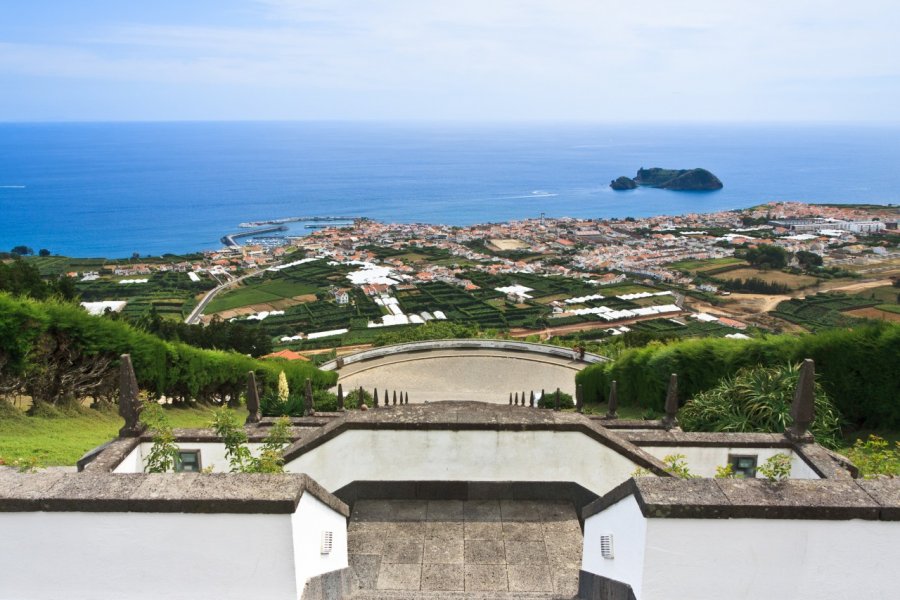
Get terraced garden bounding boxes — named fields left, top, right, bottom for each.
left=770, top=293, right=879, bottom=331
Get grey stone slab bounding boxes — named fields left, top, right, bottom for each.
left=501, top=521, right=544, bottom=541
left=554, top=568, right=581, bottom=597
left=353, top=499, right=395, bottom=522
left=376, top=563, right=421, bottom=591
left=421, top=564, right=465, bottom=591
left=464, top=564, right=509, bottom=592
left=541, top=517, right=582, bottom=536
left=465, top=521, right=503, bottom=540
left=424, top=538, right=464, bottom=564
left=465, top=499, right=501, bottom=521
left=858, top=479, right=900, bottom=520
left=465, top=539, right=506, bottom=564
left=386, top=499, right=428, bottom=521
left=350, top=554, right=381, bottom=590
left=507, top=564, right=553, bottom=592
left=348, top=531, right=385, bottom=556
left=427, top=499, right=464, bottom=521
left=381, top=539, right=424, bottom=564
left=716, top=478, right=881, bottom=520
left=354, top=521, right=425, bottom=540
left=426, top=520, right=464, bottom=540
left=539, top=500, right=578, bottom=522
left=505, top=540, right=548, bottom=565
left=500, top=499, right=540, bottom=521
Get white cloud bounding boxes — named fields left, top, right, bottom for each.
left=0, top=0, right=898, bottom=120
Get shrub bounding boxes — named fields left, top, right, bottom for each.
left=537, top=390, right=574, bottom=409
left=847, top=435, right=899, bottom=478
left=757, top=453, right=792, bottom=481
left=679, top=363, right=842, bottom=448
left=575, top=323, right=900, bottom=428
left=141, top=400, right=180, bottom=473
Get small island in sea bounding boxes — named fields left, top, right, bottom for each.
left=610, top=167, right=724, bottom=191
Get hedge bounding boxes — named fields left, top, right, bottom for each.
left=0, top=293, right=336, bottom=404
left=575, top=323, right=900, bottom=428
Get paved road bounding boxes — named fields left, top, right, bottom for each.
left=335, top=349, right=586, bottom=404
left=184, top=269, right=263, bottom=325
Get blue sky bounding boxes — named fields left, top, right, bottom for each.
left=1, top=0, right=898, bottom=122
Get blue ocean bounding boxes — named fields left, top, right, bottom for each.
left=1, top=122, right=899, bottom=257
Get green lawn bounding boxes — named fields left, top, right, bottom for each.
left=206, top=280, right=321, bottom=313
left=0, top=403, right=246, bottom=467
left=876, top=303, right=900, bottom=314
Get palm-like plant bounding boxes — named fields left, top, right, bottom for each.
left=679, top=363, right=842, bottom=448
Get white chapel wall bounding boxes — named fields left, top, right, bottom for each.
left=285, top=429, right=645, bottom=496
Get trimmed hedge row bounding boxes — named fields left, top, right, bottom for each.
left=0, top=293, right=335, bottom=404
left=575, top=323, right=900, bottom=428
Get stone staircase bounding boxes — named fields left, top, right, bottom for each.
left=346, top=498, right=582, bottom=599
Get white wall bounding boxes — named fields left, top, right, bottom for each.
left=113, top=442, right=264, bottom=473
left=641, top=517, right=900, bottom=600
left=640, top=446, right=820, bottom=479
left=582, top=495, right=647, bottom=598
left=0, top=512, right=298, bottom=600
left=291, top=493, right=349, bottom=593
left=0, top=494, right=348, bottom=600
left=583, top=501, right=900, bottom=600
left=285, top=430, right=646, bottom=496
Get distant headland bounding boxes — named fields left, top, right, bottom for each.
left=611, top=167, right=724, bottom=191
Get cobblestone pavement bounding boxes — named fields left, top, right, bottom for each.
left=347, top=499, right=582, bottom=598
left=336, top=349, right=584, bottom=404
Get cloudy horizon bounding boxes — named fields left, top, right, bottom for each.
left=1, top=0, right=898, bottom=122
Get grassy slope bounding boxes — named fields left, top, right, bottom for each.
left=0, top=403, right=247, bottom=467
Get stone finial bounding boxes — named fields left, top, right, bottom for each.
left=529, top=390, right=535, bottom=408
left=117, top=354, right=145, bottom=437
left=576, top=384, right=584, bottom=414
left=662, top=373, right=679, bottom=429
left=358, top=386, right=365, bottom=409
left=509, top=393, right=513, bottom=405
left=403, top=392, right=408, bottom=404
left=514, top=392, right=519, bottom=406
left=245, top=371, right=261, bottom=424
left=337, top=383, right=344, bottom=411
left=304, top=378, right=314, bottom=416
left=521, top=391, right=526, bottom=408
left=373, top=388, right=379, bottom=408
left=554, top=388, right=561, bottom=411
left=393, top=390, right=397, bottom=406
left=606, top=380, right=619, bottom=420
left=787, top=359, right=816, bottom=442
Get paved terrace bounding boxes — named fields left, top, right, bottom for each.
left=332, top=347, right=591, bottom=404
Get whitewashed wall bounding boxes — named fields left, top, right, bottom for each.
left=640, top=446, right=820, bottom=479
left=113, top=442, right=264, bottom=473
left=285, top=430, right=646, bottom=496
left=582, top=495, right=647, bottom=598
left=291, top=492, right=349, bottom=591
left=583, top=498, right=900, bottom=600
left=0, top=497, right=347, bottom=600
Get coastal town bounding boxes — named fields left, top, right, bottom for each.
left=46, top=200, right=897, bottom=355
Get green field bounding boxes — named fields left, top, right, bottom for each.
left=0, top=403, right=247, bottom=467
left=876, top=304, right=900, bottom=314
left=669, top=257, right=746, bottom=273
left=770, top=293, right=878, bottom=331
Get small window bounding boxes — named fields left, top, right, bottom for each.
left=175, top=450, right=202, bottom=473
left=729, top=454, right=757, bottom=478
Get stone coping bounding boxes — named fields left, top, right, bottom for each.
left=618, top=430, right=856, bottom=479
left=582, top=477, right=900, bottom=521
left=0, top=471, right=349, bottom=516
left=279, top=402, right=672, bottom=477
left=318, top=339, right=608, bottom=371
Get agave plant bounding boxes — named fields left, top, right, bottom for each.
left=679, top=362, right=842, bottom=448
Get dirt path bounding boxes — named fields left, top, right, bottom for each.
left=817, top=278, right=892, bottom=294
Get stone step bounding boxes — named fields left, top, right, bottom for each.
left=350, top=591, right=573, bottom=600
